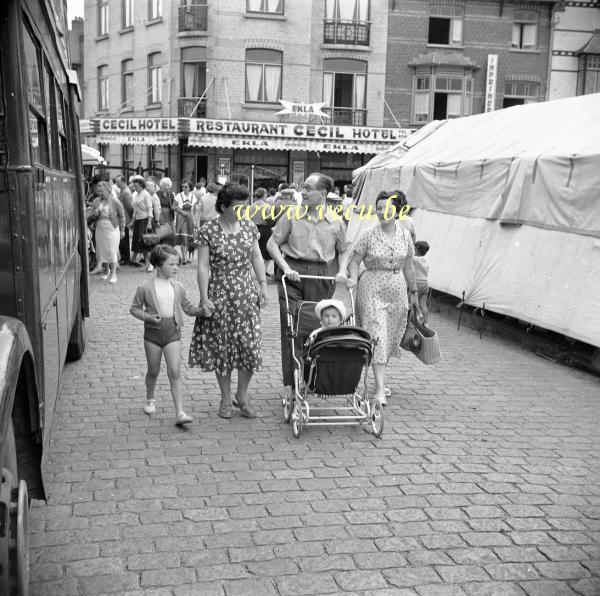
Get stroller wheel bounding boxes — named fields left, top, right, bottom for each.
left=371, top=401, right=384, bottom=438
left=292, top=401, right=303, bottom=438
left=283, top=390, right=294, bottom=423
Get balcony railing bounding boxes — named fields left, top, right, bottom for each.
left=179, top=4, right=208, bottom=32
left=323, top=107, right=366, bottom=126
left=178, top=97, right=207, bottom=118
left=323, top=19, right=370, bottom=46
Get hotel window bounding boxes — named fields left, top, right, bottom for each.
left=122, top=0, right=133, bottom=28
left=512, top=10, right=538, bottom=50
left=324, top=0, right=369, bottom=45
left=121, top=59, right=133, bottom=111
left=323, top=58, right=367, bottom=125
left=181, top=47, right=207, bottom=117
left=503, top=81, right=539, bottom=107
left=148, top=53, right=162, bottom=104
left=97, top=65, right=109, bottom=112
left=411, top=73, right=473, bottom=123
left=325, top=0, right=368, bottom=21
left=149, top=0, right=162, bottom=20
left=245, top=49, right=282, bottom=103
left=428, top=5, right=463, bottom=46
left=246, top=0, right=284, bottom=14
left=577, top=55, right=600, bottom=95
left=98, top=0, right=109, bottom=36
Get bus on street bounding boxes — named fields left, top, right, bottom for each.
left=0, top=0, right=89, bottom=593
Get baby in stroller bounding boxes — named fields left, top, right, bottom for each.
left=305, top=299, right=347, bottom=348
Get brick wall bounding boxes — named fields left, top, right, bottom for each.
left=385, top=0, right=554, bottom=127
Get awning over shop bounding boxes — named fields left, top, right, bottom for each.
left=187, top=133, right=395, bottom=154
left=96, top=133, right=179, bottom=146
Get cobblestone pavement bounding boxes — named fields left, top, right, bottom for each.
left=29, top=263, right=600, bottom=596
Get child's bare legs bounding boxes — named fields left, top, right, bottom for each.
left=163, top=341, right=184, bottom=415
left=144, top=341, right=162, bottom=405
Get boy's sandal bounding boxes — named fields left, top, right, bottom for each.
left=217, top=403, right=232, bottom=419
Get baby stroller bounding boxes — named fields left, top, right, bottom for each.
left=281, top=274, right=384, bottom=438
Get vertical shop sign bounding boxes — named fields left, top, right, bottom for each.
left=485, top=55, right=498, bottom=113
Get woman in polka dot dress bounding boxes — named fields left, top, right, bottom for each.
left=188, top=184, right=268, bottom=419
left=346, top=191, right=419, bottom=406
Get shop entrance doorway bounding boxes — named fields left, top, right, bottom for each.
left=182, top=154, right=208, bottom=184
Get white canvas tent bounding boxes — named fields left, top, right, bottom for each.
left=351, top=93, right=600, bottom=348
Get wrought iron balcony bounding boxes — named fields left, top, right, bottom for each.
left=323, top=107, right=366, bottom=126
left=178, top=97, right=207, bottom=118
left=323, top=19, right=370, bottom=46
left=178, top=3, right=208, bottom=32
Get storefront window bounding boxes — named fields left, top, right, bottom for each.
left=319, top=152, right=371, bottom=190
left=233, top=148, right=288, bottom=190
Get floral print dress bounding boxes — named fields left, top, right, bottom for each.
left=188, top=219, right=262, bottom=374
left=353, top=222, right=414, bottom=364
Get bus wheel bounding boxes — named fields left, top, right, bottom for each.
left=67, top=310, right=86, bottom=361
left=0, top=421, right=30, bottom=596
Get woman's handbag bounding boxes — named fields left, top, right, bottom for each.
left=400, top=307, right=442, bottom=365
left=143, top=222, right=174, bottom=246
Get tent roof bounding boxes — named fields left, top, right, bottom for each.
left=363, top=93, right=600, bottom=167
left=352, top=93, right=600, bottom=239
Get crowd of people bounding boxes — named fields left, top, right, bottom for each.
left=88, top=171, right=431, bottom=425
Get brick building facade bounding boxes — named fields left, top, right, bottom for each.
left=82, top=0, right=410, bottom=189
left=384, top=0, right=556, bottom=127
left=547, top=1, right=600, bottom=99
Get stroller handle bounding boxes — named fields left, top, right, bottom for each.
left=281, top=273, right=356, bottom=326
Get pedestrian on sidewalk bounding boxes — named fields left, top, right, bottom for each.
left=188, top=183, right=268, bottom=420
left=130, top=244, right=202, bottom=426
left=87, top=180, right=125, bottom=284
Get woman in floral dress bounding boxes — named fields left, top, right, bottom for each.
left=347, top=191, right=419, bottom=406
left=188, top=184, right=268, bottom=419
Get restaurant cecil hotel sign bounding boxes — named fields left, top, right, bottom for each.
left=90, top=117, right=413, bottom=152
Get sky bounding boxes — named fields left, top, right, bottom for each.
left=67, top=0, right=84, bottom=22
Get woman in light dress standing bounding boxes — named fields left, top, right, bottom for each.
left=347, top=191, right=419, bottom=405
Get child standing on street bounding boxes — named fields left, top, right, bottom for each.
left=413, top=240, right=431, bottom=323
left=130, top=244, right=201, bottom=425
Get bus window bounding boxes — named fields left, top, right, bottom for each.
left=44, top=60, right=57, bottom=169
left=56, top=86, right=70, bottom=172
left=23, top=25, right=49, bottom=165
